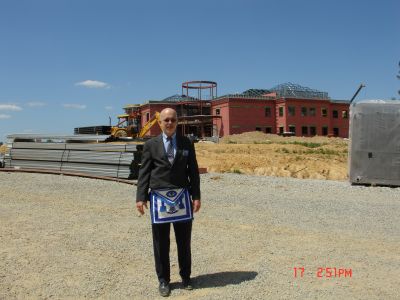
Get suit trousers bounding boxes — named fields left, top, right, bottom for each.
left=151, top=220, right=192, bottom=284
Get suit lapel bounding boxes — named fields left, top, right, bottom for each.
left=156, top=134, right=170, bottom=164
left=174, top=135, right=183, bottom=164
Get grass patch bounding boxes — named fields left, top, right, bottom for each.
left=275, top=147, right=346, bottom=156
left=231, top=168, right=243, bottom=174
left=253, top=141, right=272, bottom=144
left=304, top=148, right=343, bottom=155
left=275, top=147, right=290, bottom=154
left=293, top=141, right=327, bottom=148
left=278, top=141, right=327, bottom=148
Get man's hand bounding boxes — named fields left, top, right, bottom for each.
left=136, top=201, right=148, bottom=215
left=192, top=200, right=201, bottom=213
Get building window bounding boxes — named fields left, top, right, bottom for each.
left=302, top=126, right=308, bottom=135
left=265, top=127, right=272, bottom=134
left=146, top=112, right=150, bottom=122
left=322, top=126, right=328, bottom=136
left=288, top=106, right=295, bottom=116
left=279, top=126, right=284, bottom=134
left=321, top=108, right=328, bottom=117
left=332, top=110, right=338, bottom=118
left=256, top=127, right=261, bottom=131
left=310, top=126, right=316, bottom=136
left=309, top=107, right=316, bottom=116
left=342, top=110, right=348, bottom=118
left=301, top=107, right=307, bottom=117
left=216, top=108, right=220, bottom=115
left=265, top=107, right=271, bottom=117
left=288, top=125, right=296, bottom=134
left=279, top=106, right=284, bottom=117
left=333, top=127, right=339, bottom=136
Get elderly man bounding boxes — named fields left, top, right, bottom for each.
left=136, top=108, right=201, bottom=297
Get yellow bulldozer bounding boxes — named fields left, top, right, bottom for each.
left=111, top=111, right=160, bottom=138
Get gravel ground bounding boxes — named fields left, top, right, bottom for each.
left=0, top=172, right=399, bottom=299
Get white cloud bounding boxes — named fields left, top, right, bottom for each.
left=105, top=106, right=113, bottom=110
left=27, top=101, right=46, bottom=107
left=62, top=103, right=87, bottom=109
left=75, top=80, right=110, bottom=89
left=0, top=104, right=22, bottom=111
left=0, top=114, right=11, bottom=119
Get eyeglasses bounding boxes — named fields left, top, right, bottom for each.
left=162, top=118, right=177, bottom=123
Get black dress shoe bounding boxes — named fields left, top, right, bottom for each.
left=182, top=279, right=193, bottom=290
left=159, top=282, right=170, bottom=297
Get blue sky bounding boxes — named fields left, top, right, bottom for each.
left=0, top=0, right=399, bottom=142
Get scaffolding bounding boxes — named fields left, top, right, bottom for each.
left=182, top=81, right=217, bottom=100
left=131, top=81, right=220, bottom=138
left=270, top=82, right=329, bottom=99
left=241, top=89, right=272, bottom=97
left=162, top=94, right=198, bottom=102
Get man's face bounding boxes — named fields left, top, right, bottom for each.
left=159, top=109, right=177, bottom=137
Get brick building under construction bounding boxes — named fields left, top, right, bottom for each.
left=123, top=81, right=350, bottom=138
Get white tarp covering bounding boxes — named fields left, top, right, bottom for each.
left=349, top=99, right=400, bottom=186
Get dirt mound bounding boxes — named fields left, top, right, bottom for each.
left=220, top=131, right=347, bottom=146
left=197, top=132, right=348, bottom=180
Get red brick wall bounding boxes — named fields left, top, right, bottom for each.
left=277, top=98, right=330, bottom=136
left=275, top=100, right=287, bottom=134
left=211, top=99, right=230, bottom=136
left=329, top=102, right=349, bottom=138
left=274, top=98, right=349, bottom=137
left=227, top=98, right=276, bottom=135
left=137, top=97, right=350, bottom=138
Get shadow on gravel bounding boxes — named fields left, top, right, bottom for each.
left=187, top=271, right=258, bottom=289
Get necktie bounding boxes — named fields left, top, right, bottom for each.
left=167, top=137, right=174, bottom=164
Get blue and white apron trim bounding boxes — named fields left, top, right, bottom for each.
left=150, top=188, right=193, bottom=224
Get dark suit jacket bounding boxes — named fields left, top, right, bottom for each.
left=136, top=134, right=201, bottom=202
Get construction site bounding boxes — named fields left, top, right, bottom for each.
left=78, top=81, right=351, bottom=139
left=0, top=81, right=353, bottom=182
left=2, top=80, right=399, bottom=188
left=2, top=1, right=399, bottom=298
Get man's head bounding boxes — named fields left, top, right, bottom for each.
left=159, top=108, right=177, bottom=137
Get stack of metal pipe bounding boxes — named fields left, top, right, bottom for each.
left=3, top=134, right=143, bottom=179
